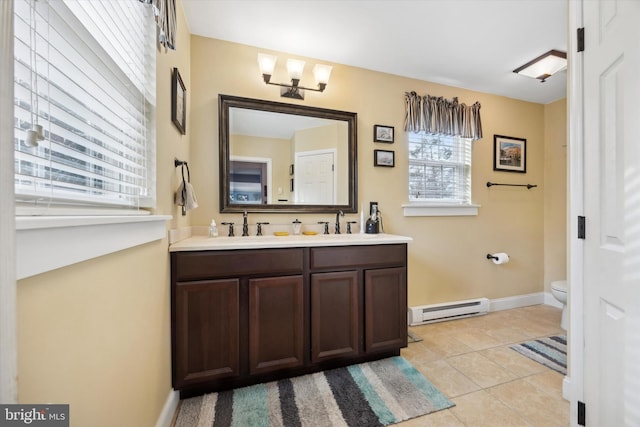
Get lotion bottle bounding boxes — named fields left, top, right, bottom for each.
left=209, top=219, right=219, bottom=237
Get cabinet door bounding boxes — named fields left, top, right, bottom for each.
left=364, top=267, right=407, bottom=352
left=310, top=271, right=359, bottom=363
left=249, top=276, right=304, bottom=375
left=174, top=279, right=239, bottom=388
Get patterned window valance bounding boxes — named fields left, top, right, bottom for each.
left=140, top=0, right=176, bottom=51
left=404, top=91, right=483, bottom=140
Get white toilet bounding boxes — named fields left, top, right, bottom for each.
left=551, top=280, right=568, bottom=330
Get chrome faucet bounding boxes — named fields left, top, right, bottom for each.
left=335, top=210, right=344, bottom=234
left=242, top=211, right=249, bottom=236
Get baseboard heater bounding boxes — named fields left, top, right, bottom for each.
left=408, top=298, right=489, bottom=326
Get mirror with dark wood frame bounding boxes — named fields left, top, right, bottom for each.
left=219, top=95, right=358, bottom=213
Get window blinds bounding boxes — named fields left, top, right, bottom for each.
left=408, top=133, right=472, bottom=203
left=13, top=0, right=156, bottom=211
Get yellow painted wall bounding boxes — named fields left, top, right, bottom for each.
left=231, top=134, right=290, bottom=203
left=544, top=99, right=568, bottom=291
left=14, top=10, right=567, bottom=426
left=189, top=36, right=565, bottom=306
left=16, top=2, right=192, bottom=426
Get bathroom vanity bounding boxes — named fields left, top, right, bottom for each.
left=170, top=234, right=411, bottom=397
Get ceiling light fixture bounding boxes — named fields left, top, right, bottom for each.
left=513, top=49, right=567, bottom=83
left=257, top=53, right=332, bottom=100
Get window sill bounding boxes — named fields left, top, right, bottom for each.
left=16, top=215, right=172, bottom=280
left=402, top=203, right=480, bottom=217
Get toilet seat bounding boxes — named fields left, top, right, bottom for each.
left=551, top=280, right=567, bottom=293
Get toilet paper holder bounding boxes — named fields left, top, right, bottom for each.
left=486, top=253, right=510, bottom=265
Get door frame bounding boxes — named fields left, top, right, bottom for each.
left=0, top=0, right=17, bottom=403
left=230, top=155, right=272, bottom=204
left=567, top=0, right=585, bottom=424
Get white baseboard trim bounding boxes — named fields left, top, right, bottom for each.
left=563, top=375, right=571, bottom=401
left=489, top=292, right=545, bottom=312
left=155, top=389, right=180, bottom=427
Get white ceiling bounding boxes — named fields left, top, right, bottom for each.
left=182, top=0, right=568, bottom=105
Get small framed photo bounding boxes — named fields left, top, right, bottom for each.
left=172, top=67, right=186, bottom=135
left=493, top=134, right=526, bottom=173
left=374, top=149, right=395, bottom=167
left=374, top=125, right=394, bottom=143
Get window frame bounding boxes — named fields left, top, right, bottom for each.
left=12, top=0, right=168, bottom=278
left=13, top=0, right=157, bottom=214
left=404, top=132, right=479, bottom=217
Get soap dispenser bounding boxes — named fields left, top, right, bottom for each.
left=292, top=219, right=302, bottom=235
left=209, top=219, right=219, bottom=237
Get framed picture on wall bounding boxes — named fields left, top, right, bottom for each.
left=374, top=125, right=394, bottom=143
left=172, top=67, right=186, bottom=135
left=493, top=134, right=526, bottom=173
left=374, top=149, right=395, bottom=167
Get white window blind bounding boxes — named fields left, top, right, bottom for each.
left=408, top=132, right=472, bottom=203
left=13, top=0, right=156, bottom=212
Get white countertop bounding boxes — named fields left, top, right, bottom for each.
left=169, top=233, right=412, bottom=252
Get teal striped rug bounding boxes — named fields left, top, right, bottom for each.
left=174, top=357, right=454, bottom=427
left=510, top=335, right=567, bottom=375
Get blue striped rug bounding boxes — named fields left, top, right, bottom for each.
left=510, top=335, right=567, bottom=375
left=174, top=356, right=454, bottom=427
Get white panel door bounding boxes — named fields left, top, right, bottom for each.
left=295, top=151, right=335, bottom=204
left=582, top=0, right=640, bottom=425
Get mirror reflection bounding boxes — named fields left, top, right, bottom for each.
left=219, top=95, right=357, bottom=213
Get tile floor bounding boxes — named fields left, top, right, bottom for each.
left=398, top=304, right=569, bottom=427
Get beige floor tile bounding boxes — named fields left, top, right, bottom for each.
left=450, top=390, right=532, bottom=427
left=446, top=327, right=503, bottom=351
left=524, top=370, right=567, bottom=401
left=417, top=330, right=474, bottom=359
left=394, top=409, right=465, bottom=427
left=413, top=358, right=481, bottom=398
left=401, top=341, right=441, bottom=364
left=447, top=352, right=518, bottom=388
left=480, top=345, right=548, bottom=378
left=484, top=325, right=534, bottom=344
left=488, top=378, right=570, bottom=426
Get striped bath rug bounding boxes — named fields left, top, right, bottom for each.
left=510, top=335, right=567, bottom=375
left=174, top=356, right=454, bottom=427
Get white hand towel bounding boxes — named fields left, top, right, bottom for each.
left=174, top=180, right=186, bottom=206
left=183, top=181, right=198, bottom=210
left=175, top=181, right=198, bottom=211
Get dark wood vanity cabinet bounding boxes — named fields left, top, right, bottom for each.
left=173, top=278, right=240, bottom=389
left=248, top=275, right=304, bottom=375
left=365, top=267, right=407, bottom=352
left=171, top=243, right=407, bottom=397
left=310, top=270, right=359, bottom=363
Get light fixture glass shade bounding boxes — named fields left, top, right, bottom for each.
left=513, top=50, right=567, bottom=81
left=286, top=59, right=305, bottom=81
left=257, top=53, right=277, bottom=76
left=313, top=64, right=333, bottom=85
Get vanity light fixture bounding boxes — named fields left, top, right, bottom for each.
left=513, top=49, right=567, bottom=83
left=257, top=53, right=332, bottom=100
